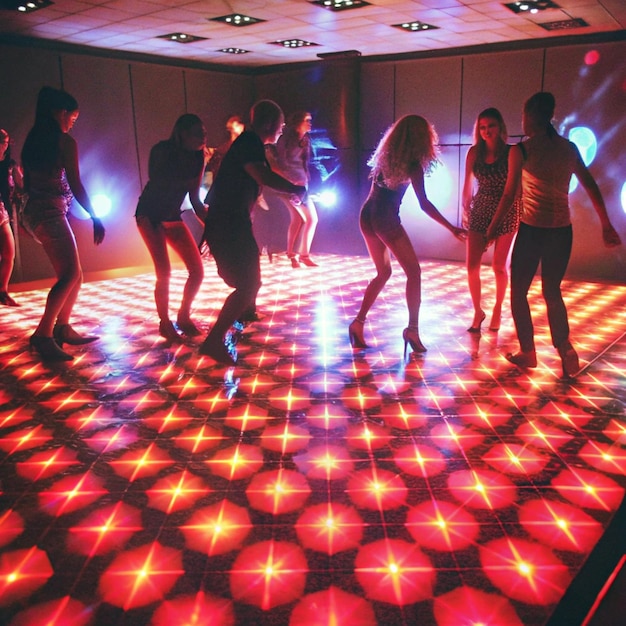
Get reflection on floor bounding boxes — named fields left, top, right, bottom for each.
left=1, top=253, right=625, bottom=626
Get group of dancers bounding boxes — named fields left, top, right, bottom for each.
left=2, top=86, right=621, bottom=377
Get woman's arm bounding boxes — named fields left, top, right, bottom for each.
left=244, top=161, right=305, bottom=197
left=573, top=152, right=622, bottom=247
left=485, top=144, right=523, bottom=242
left=60, top=133, right=105, bottom=244
left=410, top=165, right=466, bottom=241
left=188, top=163, right=208, bottom=221
left=461, top=147, right=476, bottom=228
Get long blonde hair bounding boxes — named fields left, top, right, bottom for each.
left=368, top=115, right=439, bottom=188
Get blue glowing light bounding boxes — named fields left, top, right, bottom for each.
left=92, top=194, right=112, bottom=218
left=313, top=190, right=337, bottom=208
left=568, top=126, right=597, bottom=193
left=621, top=181, right=626, bottom=214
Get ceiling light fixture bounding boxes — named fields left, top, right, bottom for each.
left=157, top=33, right=207, bottom=44
left=310, top=0, right=371, bottom=12
left=210, top=14, right=264, bottom=27
left=539, top=18, right=588, bottom=30
left=504, top=1, right=559, bottom=14
left=271, top=39, right=319, bottom=48
left=392, top=21, right=438, bottom=33
left=0, top=0, right=54, bottom=13
left=219, top=47, right=249, bottom=55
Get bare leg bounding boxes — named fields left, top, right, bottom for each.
left=355, top=232, right=392, bottom=322
left=0, top=222, right=16, bottom=293
left=281, top=196, right=305, bottom=258
left=33, top=217, right=82, bottom=336
left=162, top=222, right=204, bottom=324
left=297, top=196, right=318, bottom=257
left=466, top=231, right=485, bottom=328
left=490, top=231, right=515, bottom=330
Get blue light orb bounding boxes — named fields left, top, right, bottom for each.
left=568, top=126, right=597, bottom=193
left=92, top=194, right=112, bottom=218
left=621, top=181, right=626, bottom=214
left=315, top=190, right=337, bottom=208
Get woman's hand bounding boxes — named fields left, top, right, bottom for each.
left=451, top=226, right=468, bottom=242
left=602, top=224, right=622, bottom=247
left=92, top=216, right=105, bottom=245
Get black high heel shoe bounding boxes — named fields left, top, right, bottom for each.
left=53, top=324, right=99, bottom=347
left=29, top=335, right=73, bottom=361
left=348, top=319, right=368, bottom=349
left=557, top=341, right=580, bottom=379
left=299, top=255, right=318, bottom=267
left=467, top=311, right=486, bottom=333
left=403, top=327, right=427, bottom=357
left=159, top=320, right=184, bottom=343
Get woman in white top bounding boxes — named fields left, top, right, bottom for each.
left=487, top=92, right=621, bottom=378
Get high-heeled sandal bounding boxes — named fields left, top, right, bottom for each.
left=0, top=291, right=20, bottom=307
left=467, top=311, right=486, bottom=333
left=299, top=255, right=318, bottom=267
left=159, top=320, right=184, bottom=343
left=403, top=326, right=427, bottom=356
left=348, top=318, right=368, bottom=349
left=506, top=350, right=537, bottom=369
left=557, top=341, right=580, bottom=379
left=176, top=318, right=202, bottom=336
left=29, top=335, right=73, bottom=361
left=488, top=310, right=501, bottom=332
left=53, top=324, right=99, bottom=346
left=198, top=336, right=237, bottom=365
left=287, top=253, right=300, bottom=268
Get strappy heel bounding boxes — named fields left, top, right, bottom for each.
left=29, top=335, right=73, bottom=361
left=557, top=341, right=580, bottom=379
left=176, top=319, right=202, bottom=337
left=299, top=255, right=318, bottom=267
left=403, top=326, right=427, bottom=357
left=467, top=310, right=486, bottom=333
left=198, top=336, right=237, bottom=365
left=348, top=318, right=368, bottom=349
left=287, top=253, right=300, bottom=268
left=53, top=324, right=99, bottom=347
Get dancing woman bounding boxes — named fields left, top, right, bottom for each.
left=21, top=86, right=105, bottom=361
left=462, top=108, right=521, bottom=332
left=349, top=115, right=466, bottom=354
left=486, top=92, right=621, bottom=377
left=136, top=113, right=208, bottom=342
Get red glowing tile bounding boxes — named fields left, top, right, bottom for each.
left=246, top=469, right=311, bottom=515
left=295, top=502, right=364, bottom=554
left=456, top=402, right=512, bottom=429
left=412, top=384, right=457, bottom=411
left=151, top=591, right=234, bottom=626
left=39, top=472, right=107, bottom=516
left=82, top=425, right=139, bottom=453
left=98, top=542, right=184, bottom=610
left=146, top=471, right=210, bottom=513
left=380, top=401, right=428, bottom=430
left=229, top=540, right=308, bottom=610
left=0, top=509, right=24, bottom=548
left=551, top=467, right=625, bottom=511
left=192, top=390, right=233, bottom=414
left=271, top=359, right=314, bottom=380
left=305, top=402, right=352, bottom=429
left=236, top=373, right=280, bottom=395
left=142, top=405, right=195, bottom=433
left=393, top=443, right=446, bottom=478
left=341, top=385, right=382, bottom=411
left=7, top=595, right=93, bottom=626
left=346, top=422, right=392, bottom=450
left=515, top=420, right=572, bottom=450
left=109, top=444, right=174, bottom=481
left=429, top=422, right=484, bottom=452
left=267, top=385, right=311, bottom=412
left=347, top=468, right=408, bottom=510
left=480, top=538, right=571, bottom=605
left=290, top=586, right=376, bottom=626
left=371, top=374, right=412, bottom=396
left=224, top=403, right=269, bottom=431
left=0, top=547, right=53, bottom=607
left=355, top=538, right=435, bottom=605
left=15, top=447, right=79, bottom=481
left=405, top=500, right=479, bottom=551
left=0, top=425, right=54, bottom=455
left=206, top=444, right=264, bottom=480
left=67, top=503, right=142, bottom=556
left=603, top=418, right=626, bottom=446
left=518, top=499, right=603, bottom=552
left=293, top=445, right=355, bottom=480
left=483, top=443, right=549, bottom=475
left=537, top=400, right=595, bottom=427
left=433, top=586, right=523, bottom=626
left=578, top=440, right=626, bottom=475
left=173, top=423, right=223, bottom=454
left=182, top=499, right=252, bottom=556
left=448, top=470, right=518, bottom=510
left=260, top=423, right=311, bottom=453
left=65, top=406, right=116, bottom=433
left=304, top=372, right=346, bottom=395
left=0, top=406, right=36, bottom=429
left=40, top=390, right=99, bottom=412
left=118, top=389, right=169, bottom=411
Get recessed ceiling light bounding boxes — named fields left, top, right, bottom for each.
left=210, top=14, right=264, bottom=27
left=539, top=18, right=588, bottom=30
left=393, top=21, right=438, bottom=33
left=271, top=39, right=319, bottom=48
left=310, top=0, right=370, bottom=12
left=157, top=33, right=207, bottom=44
left=504, top=1, right=559, bottom=14
left=2, top=0, right=54, bottom=13
left=219, top=47, right=250, bottom=55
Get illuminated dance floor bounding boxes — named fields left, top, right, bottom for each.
left=1, top=253, right=625, bottom=625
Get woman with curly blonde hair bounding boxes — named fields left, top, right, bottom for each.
left=349, top=115, right=466, bottom=354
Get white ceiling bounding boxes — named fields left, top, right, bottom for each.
left=1, top=0, right=625, bottom=69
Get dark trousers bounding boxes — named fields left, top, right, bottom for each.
left=510, top=222, right=573, bottom=352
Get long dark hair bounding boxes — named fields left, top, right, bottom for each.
left=22, top=86, right=79, bottom=176
left=473, top=107, right=508, bottom=165
left=169, top=113, right=204, bottom=149
left=524, top=92, right=558, bottom=137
